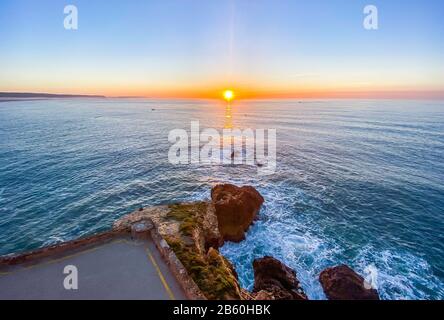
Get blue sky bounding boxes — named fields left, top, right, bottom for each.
left=0, top=0, right=443, bottom=98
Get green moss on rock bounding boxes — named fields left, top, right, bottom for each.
left=164, top=203, right=242, bottom=300
left=167, top=202, right=206, bottom=236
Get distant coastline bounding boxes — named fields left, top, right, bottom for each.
left=0, top=92, right=106, bottom=102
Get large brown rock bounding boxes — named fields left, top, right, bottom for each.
left=252, top=256, right=308, bottom=300
left=319, top=265, right=380, bottom=300
left=211, top=184, right=264, bottom=242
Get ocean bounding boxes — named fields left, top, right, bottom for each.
left=0, top=98, right=443, bottom=299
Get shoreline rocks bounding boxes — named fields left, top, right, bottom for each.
left=319, top=265, right=380, bottom=300
left=252, top=256, right=308, bottom=300
left=116, top=184, right=383, bottom=301
left=211, top=184, right=264, bottom=243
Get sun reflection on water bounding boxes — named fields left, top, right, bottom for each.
left=224, top=102, right=233, bottom=129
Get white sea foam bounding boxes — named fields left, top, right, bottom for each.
left=221, top=183, right=444, bottom=300
left=354, top=246, right=444, bottom=300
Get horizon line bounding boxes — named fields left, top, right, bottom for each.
left=1, top=90, right=444, bottom=101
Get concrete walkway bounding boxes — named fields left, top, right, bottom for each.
left=0, top=237, right=186, bottom=300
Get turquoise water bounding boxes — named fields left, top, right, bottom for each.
left=0, top=98, right=443, bottom=299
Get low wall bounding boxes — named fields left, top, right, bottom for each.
left=0, top=229, right=129, bottom=267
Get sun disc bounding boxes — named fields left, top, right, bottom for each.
left=223, top=90, right=234, bottom=102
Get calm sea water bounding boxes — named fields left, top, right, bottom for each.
left=0, top=98, right=443, bottom=299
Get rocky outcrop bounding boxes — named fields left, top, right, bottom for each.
left=252, top=256, right=308, bottom=300
left=211, top=184, right=264, bottom=242
left=114, top=186, right=383, bottom=301
left=319, top=265, right=379, bottom=300
left=117, top=185, right=383, bottom=301
left=115, top=202, right=244, bottom=300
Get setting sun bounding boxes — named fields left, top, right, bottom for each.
left=223, top=90, right=234, bottom=102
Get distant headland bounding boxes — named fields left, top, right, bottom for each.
left=0, top=92, right=106, bottom=102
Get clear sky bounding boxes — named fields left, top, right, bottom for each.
left=0, top=0, right=443, bottom=99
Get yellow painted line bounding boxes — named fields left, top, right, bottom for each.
left=145, top=247, right=175, bottom=300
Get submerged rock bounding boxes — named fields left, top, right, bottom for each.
left=252, top=256, right=308, bottom=300
left=211, top=184, right=264, bottom=242
left=319, top=265, right=380, bottom=300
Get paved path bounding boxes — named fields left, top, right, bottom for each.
left=0, top=237, right=186, bottom=300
